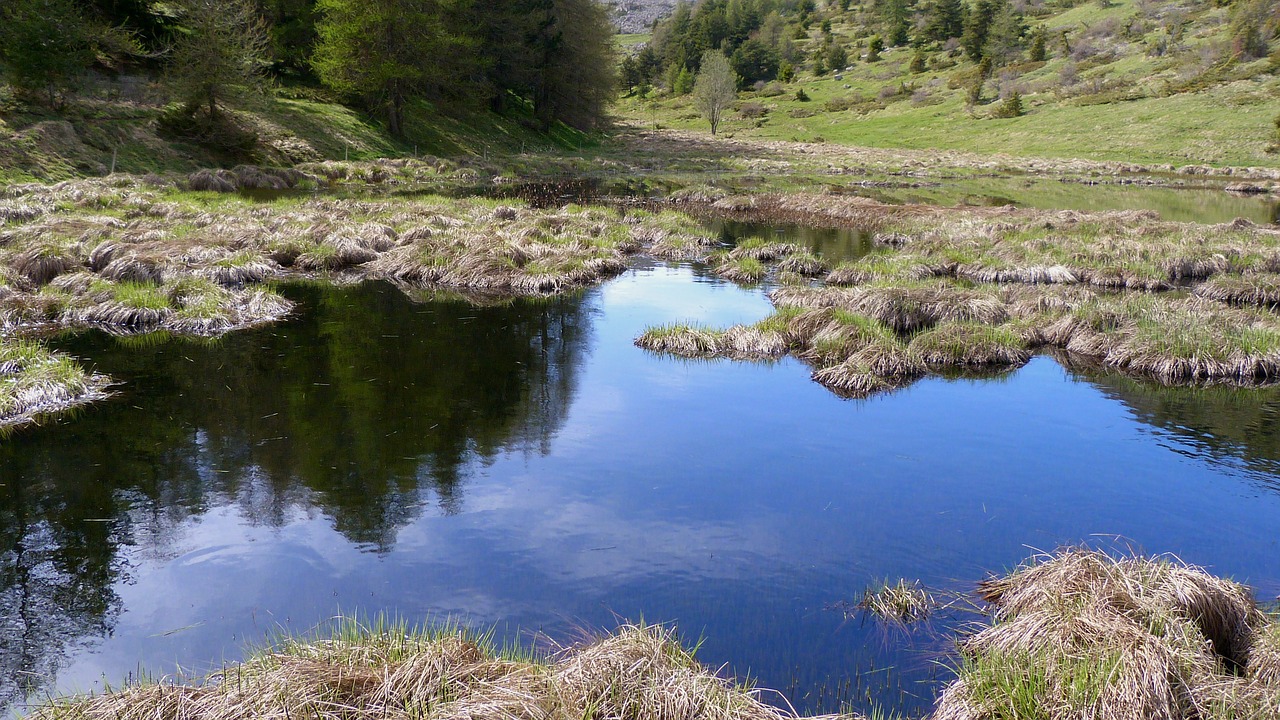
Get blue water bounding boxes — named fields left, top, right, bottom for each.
left=3, top=263, right=1280, bottom=716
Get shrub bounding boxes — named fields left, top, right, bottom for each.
left=867, top=36, right=884, bottom=62
left=795, top=87, right=811, bottom=101
left=991, top=90, right=1024, bottom=117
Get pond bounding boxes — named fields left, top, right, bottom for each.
left=4, top=257, right=1280, bottom=717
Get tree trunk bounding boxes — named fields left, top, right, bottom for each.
left=388, top=94, right=403, bottom=137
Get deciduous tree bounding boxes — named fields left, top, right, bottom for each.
left=693, top=50, right=737, bottom=136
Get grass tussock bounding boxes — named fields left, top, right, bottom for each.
left=31, top=620, right=833, bottom=720
left=1195, top=274, right=1280, bottom=309
left=858, top=579, right=938, bottom=626
left=908, top=323, right=1031, bottom=368
left=634, top=318, right=790, bottom=361
left=935, top=548, right=1280, bottom=720
left=0, top=339, right=109, bottom=428
left=0, top=179, right=724, bottom=338
left=714, top=255, right=768, bottom=285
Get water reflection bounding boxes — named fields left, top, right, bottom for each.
left=2, top=272, right=1280, bottom=718
left=1070, top=364, right=1280, bottom=491
left=0, top=282, right=590, bottom=706
left=705, top=219, right=875, bottom=262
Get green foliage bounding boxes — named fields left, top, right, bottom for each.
left=925, top=0, right=967, bottom=43
left=1029, top=25, right=1048, bottom=62
left=992, top=90, right=1024, bottom=118
left=867, top=36, right=884, bottom=63
left=983, top=2, right=1028, bottom=63
left=879, top=0, right=911, bottom=46
left=731, top=38, right=780, bottom=87
left=167, top=0, right=271, bottom=119
left=673, top=66, right=695, bottom=95
left=794, top=87, right=810, bottom=101
left=961, top=0, right=1001, bottom=62
left=826, top=41, right=849, bottom=71
left=910, top=50, right=927, bottom=73
left=0, top=0, right=98, bottom=106
left=694, top=50, right=737, bottom=135
left=1228, top=0, right=1277, bottom=60
left=312, top=0, right=475, bottom=137
left=778, top=60, right=795, bottom=82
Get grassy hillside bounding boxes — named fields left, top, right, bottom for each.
left=617, top=0, right=1280, bottom=168
left=0, top=91, right=592, bottom=184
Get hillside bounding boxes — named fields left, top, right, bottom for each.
left=617, top=0, right=1280, bottom=168
left=609, top=0, right=679, bottom=32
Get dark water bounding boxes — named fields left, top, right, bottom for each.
left=707, top=220, right=875, bottom=262
left=5, top=267, right=1280, bottom=717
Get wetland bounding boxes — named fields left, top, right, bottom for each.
left=3, top=147, right=1280, bottom=718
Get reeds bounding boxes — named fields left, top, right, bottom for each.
left=31, top=620, right=845, bottom=720
left=858, top=579, right=938, bottom=626
left=935, top=548, right=1280, bottom=720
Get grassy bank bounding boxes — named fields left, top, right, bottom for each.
left=0, top=91, right=593, bottom=185
left=33, top=620, right=822, bottom=720
left=30, top=549, right=1280, bottom=720
left=616, top=0, right=1280, bottom=169
left=638, top=195, right=1280, bottom=396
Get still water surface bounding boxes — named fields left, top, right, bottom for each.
left=2, top=263, right=1280, bottom=712
left=4, top=229, right=1280, bottom=715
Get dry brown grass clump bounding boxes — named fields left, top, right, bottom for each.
left=935, top=548, right=1280, bottom=720
left=1195, top=273, right=1280, bottom=308
left=31, top=621, right=846, bottom=720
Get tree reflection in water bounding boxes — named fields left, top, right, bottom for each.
left=0, top=281, right=591, bottom=708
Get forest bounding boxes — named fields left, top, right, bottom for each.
left=0, top=0, right=618, bottom=136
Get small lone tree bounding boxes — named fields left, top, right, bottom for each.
left=693, top=51, right=737, bottom=136
left=167, top=0, right=270, bottom=119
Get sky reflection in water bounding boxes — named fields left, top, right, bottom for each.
left=3, top=264, right=1280, bottom=717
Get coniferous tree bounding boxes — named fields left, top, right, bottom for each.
left=1029, top=25, right=1047, bottom=61
left=0, top=0, right=99, bottom=106
left=925, top=0, right=966, bottom=43
left=167, top=0, right=271, bottom=119
left=961, top=0, right=1001, bottom=61
left=312, top=0, right=475, bottom=136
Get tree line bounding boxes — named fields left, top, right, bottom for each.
left=0, top=0, right=618, bottom=135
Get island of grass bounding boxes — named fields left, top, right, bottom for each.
left=0, top=169, right=723, bottom=428
left=30, top=549, right=1280, bottom=720
left=639, top=194, right=1280, bottom=398
left=0, top=340, right=109, bottom=431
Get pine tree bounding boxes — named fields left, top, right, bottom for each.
left=313, top=0, right=476, bottom=136
left=925, top=0, right=966, bottom=43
